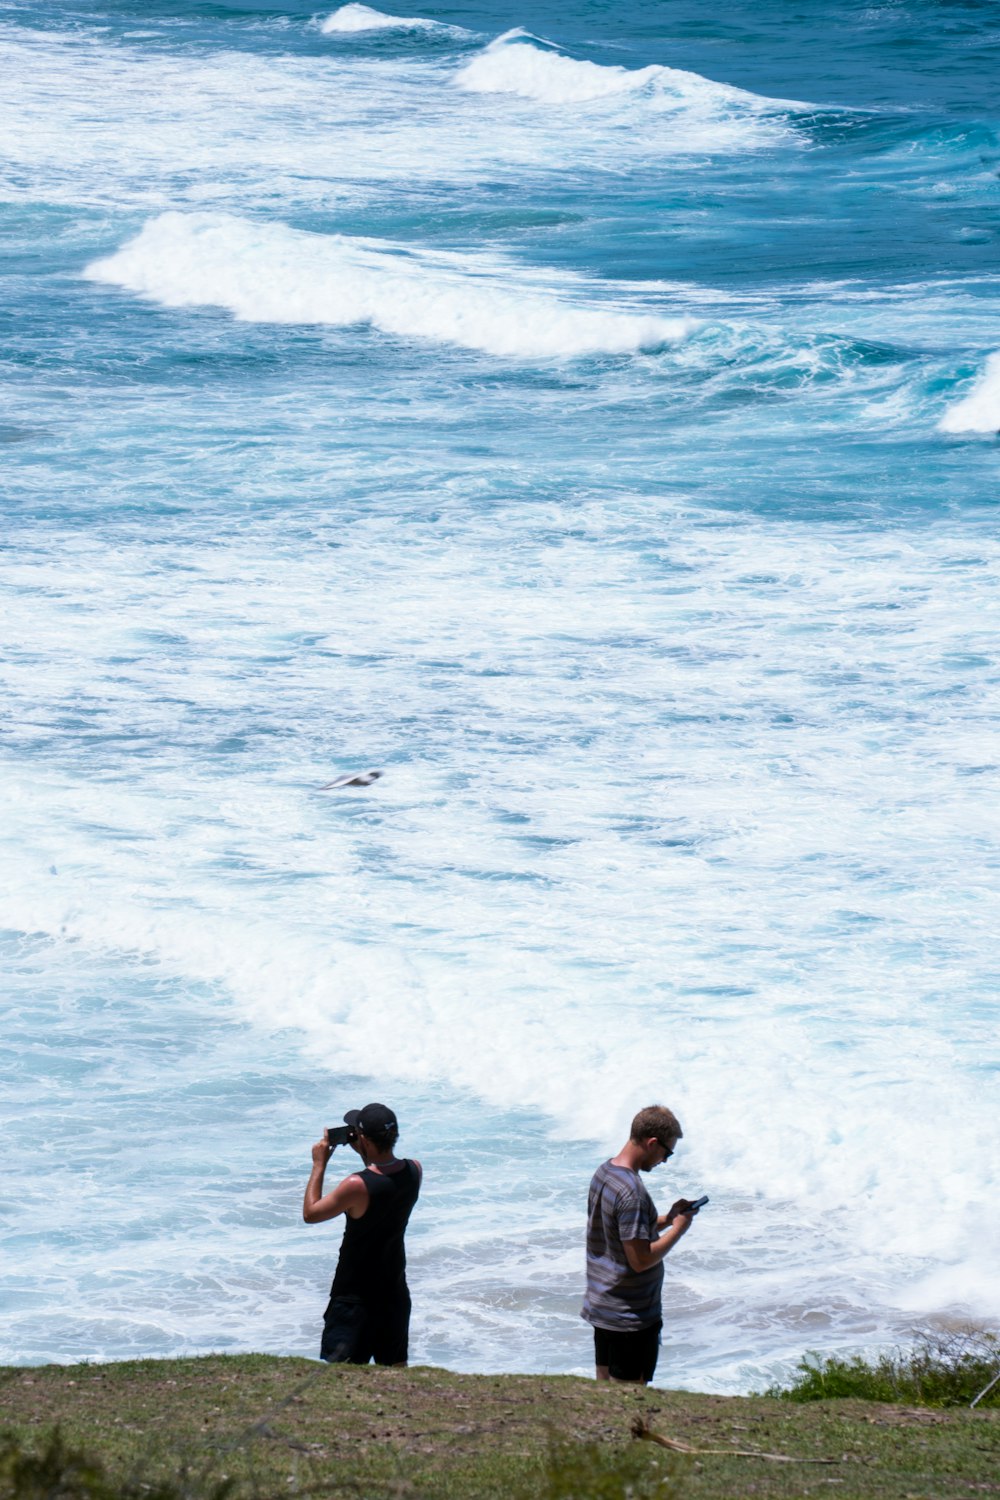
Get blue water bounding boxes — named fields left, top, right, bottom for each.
left=2, top=0, right=999, bottom=1391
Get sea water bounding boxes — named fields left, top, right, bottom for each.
left=1, top=0, right=998, bottom=1393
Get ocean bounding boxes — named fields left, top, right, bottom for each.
left=1, top=0, right=998, bottom=1393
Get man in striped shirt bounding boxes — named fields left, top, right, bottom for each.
left=582, top=1105, right=699, bottom=1384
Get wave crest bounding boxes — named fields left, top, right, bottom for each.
left=939, top=352, right=1000, bottom=434
left=84, top=212, right=696, bottom=360
left=319, top=4, right=461, bottom=35
left=454, top=29, right=792, bottom=112
left=455, top=29, right=661, bottom=103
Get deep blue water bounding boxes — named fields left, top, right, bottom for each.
left=1, top=0, right=998, bottom=1389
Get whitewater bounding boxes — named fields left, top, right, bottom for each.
left=1, top=0, right=998, bottom=1391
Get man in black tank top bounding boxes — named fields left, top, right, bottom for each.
left=303, top=1102, right=421, bottom=1366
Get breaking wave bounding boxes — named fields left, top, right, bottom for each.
left=939, top=352, right=1000, bottom=433
left=319, top=4, right=467, bottom=36
left=84, top=211, right=697, bottom=359
left=454, top=28, right=798, bottom=114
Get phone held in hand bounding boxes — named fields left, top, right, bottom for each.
left=687, top=1195, right=709, bottom=1211
left=327, top=1126, right=352, bottom=1147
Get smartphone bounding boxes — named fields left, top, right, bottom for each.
left=687, top=1195, right=709, bottom=1211
left=326, top=1126, right=352, bottom=1147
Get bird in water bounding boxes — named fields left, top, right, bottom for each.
left=319, top=769, right=384, bottom=789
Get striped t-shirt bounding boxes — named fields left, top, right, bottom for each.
left=581, top=1160, right=663, bottom=1332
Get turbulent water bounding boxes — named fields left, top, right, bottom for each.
left=2, top=0, right=999, bottom=1392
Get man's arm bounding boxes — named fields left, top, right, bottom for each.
left=302, top=1136, right=368, bottom=1224
left=622, top=1199, right=697, bottom=1274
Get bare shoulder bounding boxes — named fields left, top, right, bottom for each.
left=329, top=1171, right=369, bottom=1208
left=303, top=1168, right=369, bottom=1224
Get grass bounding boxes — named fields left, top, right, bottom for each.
left=0, top=1354, right=996, bottom=1500
left=767, top=1328, right=1000, bottom=1409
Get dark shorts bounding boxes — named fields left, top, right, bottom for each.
left=320, top=1290, right=411, bottom=1367
left=593, top=1321, right=662, bottom=1383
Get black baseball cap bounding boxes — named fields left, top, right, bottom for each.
left=344, top=1103, right=398, bottom=1138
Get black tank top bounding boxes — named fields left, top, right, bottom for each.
left=330, top=1160, right=420, bottom=1301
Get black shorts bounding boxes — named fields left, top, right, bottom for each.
left=320, top=1290, right=411, bottom=1367
left=593, top=1321, right=662, bottom=1383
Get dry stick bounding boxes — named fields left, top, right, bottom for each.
left=970, top=1368, right=1000, bottom=1409
left=632, top=1417, right=840, bottom=1465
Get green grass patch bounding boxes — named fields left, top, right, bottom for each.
left=767, top=1327, right=1000, bottom=1409
left=0, top=1354, right=996, bottom=1499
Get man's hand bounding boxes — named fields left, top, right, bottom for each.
left=656, top=1200, right=699, bottom=1232
left=311, top=1133, right=335, bottom=1167
left=668, top=1197, right=699, bottom=1223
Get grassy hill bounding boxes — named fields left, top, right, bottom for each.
left=1, top=1356, right=997, bottom=1500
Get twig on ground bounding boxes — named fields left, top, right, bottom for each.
left=631, top=1417, right=840, bottom=1465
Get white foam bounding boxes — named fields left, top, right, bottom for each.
left=455, top=29, right=663, bottom=103
left=84, top=212, right=696, bottom=359
left=0, top=19, right=793, bottom=217
left=454, top=28, right=794, bottom=113
left=3, top=522, right=999, bottom=1267
left=319, top=4, right=460, bottom=36
left=939, top=352, right=1000, bottom=433
left=3, top=514, right=1000, bottom=1379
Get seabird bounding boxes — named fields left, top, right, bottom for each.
left=319, top=769, right=385, bottom=789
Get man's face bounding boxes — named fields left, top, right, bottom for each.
left=641, top=1135, right=678, bottom=1172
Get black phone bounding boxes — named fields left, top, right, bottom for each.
left=687, top=1195, right=709, bottom=1211
left=326, top=1126, right=352, bottom=1147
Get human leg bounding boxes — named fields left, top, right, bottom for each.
left=593, top=1323, right=661, bottom=1385
left=320, top=1294, right=373, bottom=1364
left=368, top=1289, right=411, bottom=1367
